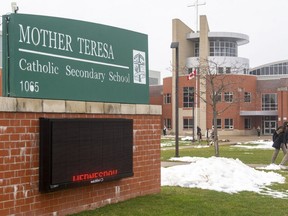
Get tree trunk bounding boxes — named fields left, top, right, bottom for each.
left=213, top=109, right=220, bottom=156
left=214, top=139, right=219, bottom=157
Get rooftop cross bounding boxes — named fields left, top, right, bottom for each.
left=188, top=0, right=206, bottom=32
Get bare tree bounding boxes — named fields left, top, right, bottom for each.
left=196, top=58, right=248, bottom=156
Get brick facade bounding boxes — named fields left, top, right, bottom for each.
left=0, top=97, right=161, bottom=215
left=159, top=74, right=288, bottom=136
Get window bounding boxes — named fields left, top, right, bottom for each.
left=183, top=87, right=194, bottom=108
left=224, top=92, right=233, bottom=103
left=164, top=119, right=171, bottom=129
left=244, top=92, right=251, bottom=103
left=244, top=118, right=251, bottom=129
left=183, top=118, right=193, bottom=129
left=215, top=92, right=222, bottom=102
left=218, top=67, right=224, bottom=74
left=262, top=93, right=277, bottom=110
left=194, top=43, right=199, bottom=57
left=226, top=67, right=231, bottom=74
left=224, top=119, right=234, bottom=129
left=209, top=40, right=238, bottom=57
left=249, top=63, right=288, bottom=76
left=164, top=93, right=171, bottom=104
left=212, top=119, right=222, bottom=129
left=188, top=67, right=198, bottom=75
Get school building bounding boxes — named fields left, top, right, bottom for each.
left=150, top=15, right=288, bottom=137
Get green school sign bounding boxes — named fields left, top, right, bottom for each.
left=2, top=14, right=149, bottom=104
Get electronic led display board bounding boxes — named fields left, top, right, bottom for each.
left=39, top=118, right=133, bottom=193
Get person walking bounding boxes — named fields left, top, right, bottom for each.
left=257, top=126, right=261, bottom=138
left=271, top=126, right=286, bottom=164
left=163, top=125, right=167, bottom=136
left=278, top=123, right=288, bottom=168
left=197, top=126, right=202, bottom=142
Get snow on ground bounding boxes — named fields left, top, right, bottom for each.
left=161, top=136, right=209, bottom=148
left=161, top=140, right=288, bottom=199
left=232, top=139, right=273, bottom=150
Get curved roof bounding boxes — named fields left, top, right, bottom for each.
left=187, top=32, right=249, bottom=45
left=250, top=59, right=288, bottom=70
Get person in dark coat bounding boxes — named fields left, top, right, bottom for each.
left=197, top=126, right=202, bottom=141
left=271, top=126, right=286, bottom=164
left=279, top=123, right=288, bottom=167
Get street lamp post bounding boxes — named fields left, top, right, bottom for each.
left=170, top=42, right=179, bottom=157
left=192, top=90, right=195, bottom=143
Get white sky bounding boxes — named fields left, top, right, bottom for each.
left=1, top=0, right=288, bottom=79
left=162, top=140, right=288, bottom=199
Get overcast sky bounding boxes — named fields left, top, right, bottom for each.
left=1, top=0, right=288, bottom=79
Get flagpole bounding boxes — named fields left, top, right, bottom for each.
left=187, top=69, right=198, bottom=141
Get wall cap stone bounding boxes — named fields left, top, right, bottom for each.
left=86, top=102, right=104, bottom=114
left=17, top=98, right=43, bottom=112
left=0, top=97, right=17, bottom=112
left=66, top=101, right=86, bottom=113
left=43, top=100, right=66, bottom=113
left=121, top=104, right=136, bottom=115
left=0, top=97, right=162, bottom=115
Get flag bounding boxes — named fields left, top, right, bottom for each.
left=187, top=69, right=196, bottom=80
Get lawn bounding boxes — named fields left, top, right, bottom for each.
left=161, top=143, right=277, bottom=164
left=71, top=138, right=288, bottom=216
left=72, top=186, right=288, bottom=216
left=161, top=137, right=281, bottom=164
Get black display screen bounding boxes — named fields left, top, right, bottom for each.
left=39, top=118, right=133, bottom=192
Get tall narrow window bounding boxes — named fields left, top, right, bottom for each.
left=224, top=92, right=233, bottom=103
left=215, top=92, right=222, bottom=102
left=183, top=87, right=194, bottom=108
left=244, top=92, right=251, bottom=103
left=194, top=43, right=199, bottom=57
left=224, top=118, right=234, bottom=129
left=226, top=67, right=231, bottom=74
left=164, top=93, right=171, bottom=104
left=164, top=119, right=172, bottom=129
left=212, top=119, right=222, bottom=129
left=244, top=118, right=251, bottom=129
left=262, top=93, right=277, bottom=110
left=183, top=118, right=193, bottom=129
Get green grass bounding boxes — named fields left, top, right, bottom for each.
left=71, top=139, right=288, bottom=216
left=72, top=187, right=288, bottom=216
left=161, top=145, right=278, bottom=164
left=161, top=138, right=278, bottom=164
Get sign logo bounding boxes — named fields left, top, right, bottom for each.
left=133, top=50, right=146, bottom=84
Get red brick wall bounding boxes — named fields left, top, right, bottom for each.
left=0, top=112, right=161, bottom=215
left=162, top=77, right=173, bottom=127
left=205, top=75, right=258, bottom=130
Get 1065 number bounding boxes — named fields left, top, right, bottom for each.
left=20, top=81, right=40, bottom=93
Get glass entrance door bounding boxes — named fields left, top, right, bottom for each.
left=264, top=121, right=276, bottom=135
